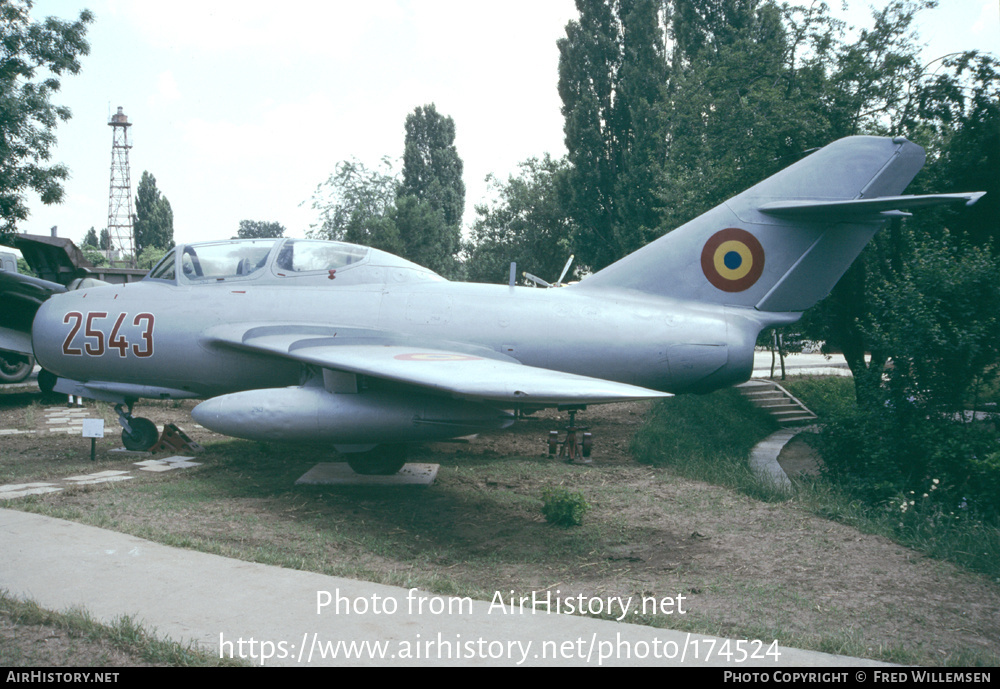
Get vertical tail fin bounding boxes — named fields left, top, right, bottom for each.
left=573, top=136, right=971, bottom=313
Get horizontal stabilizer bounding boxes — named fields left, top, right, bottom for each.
left=758, top=192, right=986, bottom=218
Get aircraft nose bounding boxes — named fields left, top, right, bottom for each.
left=32, top=296, right=78, bottom=378
left=31, top=298, right=60, bottom=370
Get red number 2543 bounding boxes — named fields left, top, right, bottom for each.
left=61, top=312, right=155, bottom=358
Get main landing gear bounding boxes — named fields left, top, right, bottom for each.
left=548, top=407, right=593, bottom=463
left=115, top=402, right=159, bottom=451
left=345, top=444, right=409, bottom=475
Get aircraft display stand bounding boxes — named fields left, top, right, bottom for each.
left=548, top=410, right=593, bottom=464
left=295, top=463, right=439, bottom=487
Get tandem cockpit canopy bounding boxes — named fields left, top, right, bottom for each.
left=144, top=238, right=444, bottom=286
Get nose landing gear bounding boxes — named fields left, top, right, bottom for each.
left=115, top=402, right=159, bottom=451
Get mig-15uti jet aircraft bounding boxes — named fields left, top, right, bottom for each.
left=1, top=136, right=984, bottom=474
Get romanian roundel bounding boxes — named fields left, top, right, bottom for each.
left=700, top=228, right=765, bottom=293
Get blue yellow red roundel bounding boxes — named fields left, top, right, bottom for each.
left=701, top=228, right=765, bottom=292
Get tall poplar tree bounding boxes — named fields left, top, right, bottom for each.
left=133, top=171, right=173, bottom=254
left=397, top=104, right=465, bottom=278
left=558, top=0, right=668, bottom=271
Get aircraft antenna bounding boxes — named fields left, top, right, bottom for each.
left=106, top=106, right=136, bottom=268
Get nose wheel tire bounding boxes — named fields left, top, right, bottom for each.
left=122, top=417, right=159, bottom=451
left=37, top=369, right=57, bottom=395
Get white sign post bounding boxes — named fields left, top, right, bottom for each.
left=81, top=419, right=105, bottom=462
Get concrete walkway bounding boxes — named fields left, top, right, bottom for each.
left=0, top=507, right=886, bottom=667
left=749, top=426, right=820, bottom=492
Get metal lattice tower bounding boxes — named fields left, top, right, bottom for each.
left=107, top=106, right=135, bottom=267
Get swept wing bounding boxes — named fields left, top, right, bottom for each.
left=205, top=324, right=670, bottom=405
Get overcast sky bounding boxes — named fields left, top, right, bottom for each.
left=21, top=1, right=1000, bottom=249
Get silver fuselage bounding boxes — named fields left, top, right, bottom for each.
left=33, top=275, right=769, bottom=402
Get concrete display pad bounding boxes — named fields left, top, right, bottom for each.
left=295, top=463, right=439, bottom=486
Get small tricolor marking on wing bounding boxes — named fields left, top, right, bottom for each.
left=394, top=353, right=483, bottom=361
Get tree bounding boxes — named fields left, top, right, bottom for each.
left=82, top=226, right=98, bottom=248
left=135, top=244, right=170, bottom=270
left=308, top=106, right=466, bottom=277
left=80, top=244, right=106, bottom=267
left=133, top=171, right=173, bottom=254
left=796, top=2, right=1000, bottom=402
left=464, top=155, right=577, bottom=285
left=99, top=227, right=111, bottom=250
left=558, top=0, right=668, bottom=271
left=308, top=156, right=403, bottom=255
left=0, top=1, right=92, bottom=235
left=236, top=220, right=285, bottom=239
left=393, top=194, right=450, bottom=275
left=397, top=104, right=465, bottom=277
left=869, top=234, right=1000, bottom=416
left=816, top=234, right=1000, bottom=517
left=905, top=52, right=1000, bottom=246
left=652, top=0, right=854, bottom=233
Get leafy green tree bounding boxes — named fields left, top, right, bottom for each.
left=816, top=234, right=1000, bottom=519
left=133, top=171, right=173, bottom=254
left=135, top=244, right=170, bottom=270
left=236, top=220, right=285, bottom=239
left=308, top=156, right=403, bottom=255
left=309, top=106, right=465, bottom=277
left=798, top=3, right=1000, bottom=402
left=0, top=2, right=92, bottom=235
left=868, top=234, right=1000, bottom=416
left=397, top=104, right=464, bottom=277
left=905, top=52, right=1000, bottom=246
left=82, top=226, right=98, bottom=248
left=653, top=0, right=880, bottom=237
left=15, top=256, right=33, bottom=276
left=80, top=244, right=106, bottom=267
left=464, top=155, right=577, bottom=285
left=558, top=0, right=668, bottom=271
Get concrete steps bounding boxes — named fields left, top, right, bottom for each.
left=737, top=380, right=818, bottom=426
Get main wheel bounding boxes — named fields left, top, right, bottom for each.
left=346, top=445, right=408, bottom=475
left=0, top=353, right=33, bottom=384
left=122, top=417, right=159, bottom=451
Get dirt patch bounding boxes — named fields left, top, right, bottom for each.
left=0, top=614, right=154, bottom=667
left=417, top=401, right=651, bottom=464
